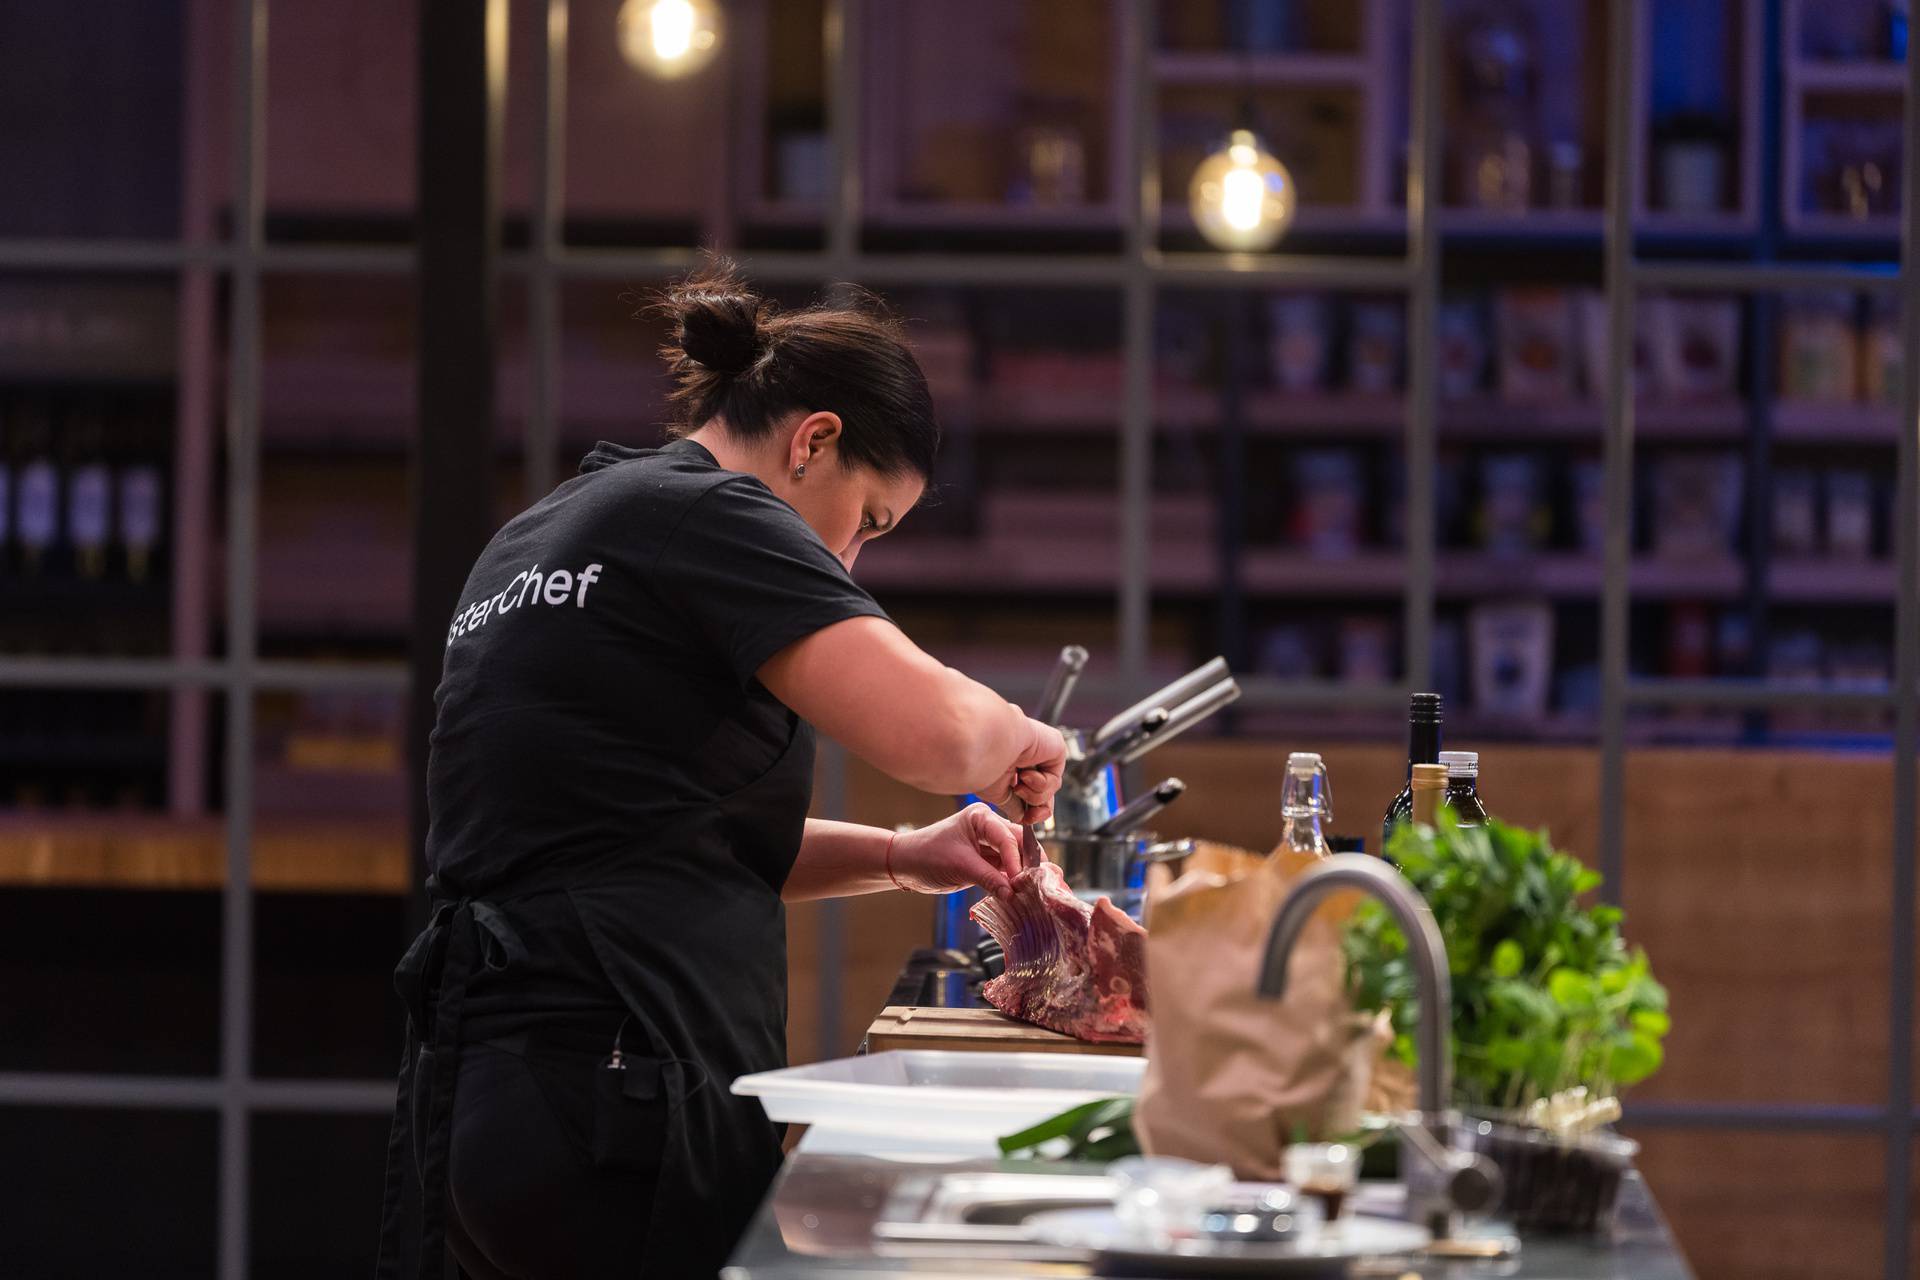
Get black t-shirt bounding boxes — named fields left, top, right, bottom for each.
left=425, top=436, right=888, bottom=898
left=417, top=436, right=891, bottom=1273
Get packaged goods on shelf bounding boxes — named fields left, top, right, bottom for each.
left=1780, top=293, right=1858, bottom=402
left=1571, top=459, right=1606, bottom=555
left=904, top=324, right=975, bottom=400
left=1430, top=617, right=1466, bottom=708
left=1773, top=468, right=1822, bottom=555
left=1346, top=299, right=1405, bottom=394
left=1664, top=603, right=1715, bottom=679
left=1267, top=294, right=1331, bottom=392
left=1823, top=469, right=1875, bottom=558
left=1655, top=296, right=1741, bottom=400
left=1255, top=623, right=1318, bottom=681
left=1289, top=449, right=1365, bottom=555
left=1650, top=452, right=1743, bottom=560
left=1577, top=291, right=1660, bottom=400
left=1861, top=294, right=1903, bottom=408
left=1496, top=288, right=1575, bottom=401
left=1438, top=298, right=1489, bottom=399
left=1715, top=610, right=1755, bottom=677
left=1469, top=600, right=1555, bottom=720
left=1476, top=453, right=1551, bottom=554
left=1337, top=615, right=1395, bottom=684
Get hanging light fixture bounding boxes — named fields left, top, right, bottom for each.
left=618, top=0, right=722, bottom=79
left=1189, top=128, right=1297, bottom=252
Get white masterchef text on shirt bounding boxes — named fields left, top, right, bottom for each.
left=446, top=561, right=603, bottom=647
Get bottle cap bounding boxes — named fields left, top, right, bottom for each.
left=1410, top=692, right=1443, bottom=722
left=1438, top=750, right=1479, bottom=778
left=1411, top=763, right=1448, bottom=791
left=1286, top=751, right=1323, bottom=774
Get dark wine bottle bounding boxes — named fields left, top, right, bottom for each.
left=1381, top=692, right=1443, bottom=854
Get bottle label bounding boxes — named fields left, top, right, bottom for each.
left=69, top=464, right=111, bottom=547
left=118, top=468, right=162, bottom=547
left=17, top=461, right=56, bottom=548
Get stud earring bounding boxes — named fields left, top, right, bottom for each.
left=793, top=463, right=806, bottom=478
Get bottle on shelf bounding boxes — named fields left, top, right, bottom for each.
left=114, top=397, right=166, bottom=586
left=13, top=396, right=59, bottom=579
left=66, top=399, right=112, bottom=583
left=1279, top=751, right=1333, bottom=858
left=0, top=398, right=12, bottom=582
left=1439, top=750, right=1490, bottom=827
left=1382, top=691, right=1444, bottom=852
left=1409, top=763, right=1449, bottom=828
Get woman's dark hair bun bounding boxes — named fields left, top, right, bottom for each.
left=665, top=275, right=765, bottom=375
left=643, top=255, right=940, bottom=481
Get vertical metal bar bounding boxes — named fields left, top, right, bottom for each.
left=525, top=0, right=566, bottom=503
left=220, top=0, right=267, bottom=1273
left=824, top=0, right=860, bottom=270
left=1118, top=0, right=1156, bottom=687
left=1403, top=0, right=1441, bottom=691
left=1598, top=0, right=1637, bottom=903
left=814, top=0, right=860, bottom=1058
left=816, top=741, right=848, bottom=1060
left=1883, top=14, right=1920, bottom=1276
left=411, top=0, right=507, bottom=928
left=171, top=0, right=224, bottom=817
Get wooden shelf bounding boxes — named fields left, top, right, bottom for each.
left=1771, top=398, right=1902, bottom=442
left=1785, top=211, right=1901, bottom=240
left=1154, top=52, right=1372, bottom=88
left=1793, top=60, right=1907, bottom=94
left=0, top=813, right=408, bottom=894
left=1769, top=556, right=1899, bottom=603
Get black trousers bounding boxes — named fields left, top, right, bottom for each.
left=423, top=1036, right=665, bottom=1279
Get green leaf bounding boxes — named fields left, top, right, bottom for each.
left=1490, top=939, right=1524, bottom=979
left=1549, top=968, right=1594, bottom=1010
left=998, top=1097, right=1129, bottom=1156
left=1607, top=1033, right=1665, bottom=1085
left=1574, top=868, right=1603, bottom=894
left=1631, top=1009, right=1672, bottom=1037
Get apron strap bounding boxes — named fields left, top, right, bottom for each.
left=373, top=899, right=527, bottom=1280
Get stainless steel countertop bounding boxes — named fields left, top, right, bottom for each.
left=721, top=1151, right=1695, bottom=1280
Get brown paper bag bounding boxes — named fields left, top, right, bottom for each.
left=1134, top=843, right=1389, bottom=1180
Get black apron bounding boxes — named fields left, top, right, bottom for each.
left=375, top=714, right=814, bottom=1280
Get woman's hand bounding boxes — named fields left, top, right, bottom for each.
left=888, top=803, right=1027, bottom=897
left=984, top=717, right=1067, bottom=825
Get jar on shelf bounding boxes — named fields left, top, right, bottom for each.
left=1779, top=293, right=1859, bottom=402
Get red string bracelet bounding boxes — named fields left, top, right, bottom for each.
left=885, top=829, right=908, bottom=892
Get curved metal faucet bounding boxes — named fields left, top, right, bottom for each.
left=1258, top=854, right=1499, bottom=1237
left=1258, top=854, right=1451, bottom=1114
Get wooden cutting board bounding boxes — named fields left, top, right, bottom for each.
left=863, top=1005, right=1144, bottom=1057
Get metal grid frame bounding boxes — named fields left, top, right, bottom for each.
left=0, top=2, right=1912, bottom=1276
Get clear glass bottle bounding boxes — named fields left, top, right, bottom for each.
left=1280, top=751, right=1332, bottom=857
left=1438, top=750, right=1490, bottom=827
left=1382, top=692, right=1443, bottom=852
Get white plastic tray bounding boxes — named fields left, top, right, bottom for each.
left=733, top=1050, right=1146, bottom=1142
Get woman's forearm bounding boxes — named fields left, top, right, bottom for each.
left=782, top=819, right=899, bottom=903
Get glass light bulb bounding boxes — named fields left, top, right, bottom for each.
left=618, top=0, right=722, bottom=79
left=1189, top=129, right=1297, bottom=252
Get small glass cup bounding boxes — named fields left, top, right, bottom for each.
left=1285, top=1142, right=1359, bottom=1222
left=1107, top=1155, right=1236, bottom=1247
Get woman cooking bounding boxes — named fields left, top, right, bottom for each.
left=375, top=264, right=1066, bottom=1279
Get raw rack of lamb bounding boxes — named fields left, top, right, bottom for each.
left=970, top=861, right=1149, bottom=1044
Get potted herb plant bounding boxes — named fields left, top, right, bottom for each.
left=1342, top=812, right=1670, bottom=1233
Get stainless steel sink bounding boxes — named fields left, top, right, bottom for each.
left=872, top=1170, right=1118, bottom=1258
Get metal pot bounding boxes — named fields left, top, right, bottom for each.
left=1040, top=831, right=1195, bottom=917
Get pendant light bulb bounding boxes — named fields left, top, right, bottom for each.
left=619, top=0, right=722, bottom=79
left=1189, top=129, right=1296, bottom=251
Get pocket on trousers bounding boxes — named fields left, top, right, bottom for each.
left=591, top=1057, right=668, bottom=1179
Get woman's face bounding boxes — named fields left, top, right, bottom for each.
left=772, top=411, right=926, bottom=570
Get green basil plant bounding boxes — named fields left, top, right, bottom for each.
left=1342, top=811, right=1670, bottom=1114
